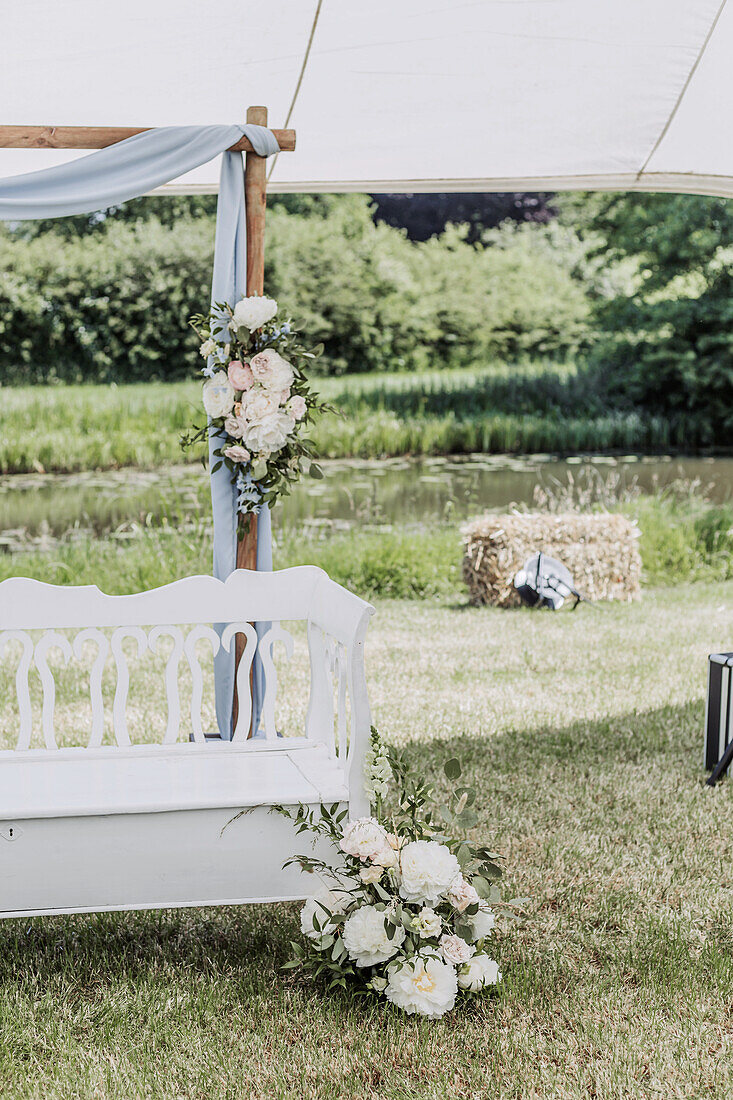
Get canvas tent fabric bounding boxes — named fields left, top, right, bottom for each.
left=0, top=0, right=730, bottom=197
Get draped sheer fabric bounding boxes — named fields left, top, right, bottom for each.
left=0, top=123, right=281, bottom=737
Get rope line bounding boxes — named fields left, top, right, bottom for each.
left=637, top=0, right=728, bottom=179
left=268, top=0, right=324, bottom=182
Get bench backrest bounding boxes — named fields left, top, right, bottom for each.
left=0, top=567, right=374, bottom=775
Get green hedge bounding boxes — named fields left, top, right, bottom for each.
left=0, top=197, right=590, bottom=383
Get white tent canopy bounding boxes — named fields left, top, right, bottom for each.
left=0, top=0, right=730, bottom=196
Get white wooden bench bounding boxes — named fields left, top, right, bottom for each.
left=0, top=567, right=374, bottom=917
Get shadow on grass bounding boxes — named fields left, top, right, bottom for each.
left=0, top=697, right=727, bottom=995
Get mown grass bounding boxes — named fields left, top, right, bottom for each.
left=0, top=584, right=731, bottom=1098
left=0, top=365, right=703, bottom=474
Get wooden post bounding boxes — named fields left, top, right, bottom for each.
left=232, top=105, right=269, bottom=736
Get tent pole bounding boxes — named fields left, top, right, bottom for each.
left=232, top=105, right=268, bottom=737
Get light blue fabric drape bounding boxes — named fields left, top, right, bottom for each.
left=0, top=124, right=281, bottom=739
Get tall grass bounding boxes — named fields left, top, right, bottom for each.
left=0, top=365, right=709, bottom=475
left=1, top=485, right=730, bottom=599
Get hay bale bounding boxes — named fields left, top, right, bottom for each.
left=461, top=512, right=641, bottom=607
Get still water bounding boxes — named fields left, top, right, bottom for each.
left=1, top=454, right=731, bottom=551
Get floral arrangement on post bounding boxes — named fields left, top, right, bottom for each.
left=277, top=729, right=527, bottom=1019
left=183, top=295, right=327, bottom=535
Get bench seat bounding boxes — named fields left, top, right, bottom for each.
left=0, top=740, right=349, bottom=821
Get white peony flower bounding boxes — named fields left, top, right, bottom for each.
left=249, top=348, right=295, bottom=393
left=241, top=387, right=280, bottom=422
left=468, top=905, right=496, bottom=943
left=447, top=875, right=480, bottom=913
left=300, top=885, right=353, bottom=942
left=457, top=953, right=501, bottom=992
left=439, top=933, right=475, bottom=966
left=398, top=840, right=461, bottom=906
left=338, top=818, right=387, bottom=858
left=412, top=907, right=442, bottom=938
left=202, top=372, right=236, bottom=419
left=232, top=295, right=278, bottom=332
left=243, top=410, right=294, bottom=454
left=342, top=904, right=405, bottom=968
left=199, top=338, right=217, bottom=359
left=340, top=818, right=392, bottom=864
left=385, top=954, right=458, bottom=1018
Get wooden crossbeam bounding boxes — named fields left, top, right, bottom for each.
left=0, top=125, right=296, bottom=153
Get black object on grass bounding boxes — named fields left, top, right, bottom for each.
left=705, top=652, right=733, bottom=786
left=513, top=551, right=587, bottom=611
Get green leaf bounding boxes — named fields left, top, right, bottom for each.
left=444, top=758, right=461, bottom=780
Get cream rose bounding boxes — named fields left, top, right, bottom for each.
left=287, top=394, right=307, bottom=420
left=223, top=414, right=246, bottom=439
left=439, top=933, right=475, bottom=966
left=360, top=864, right=384, bottom=885
left=457, top=953, right=501, bottom=992
left=447, top=875, right=480, bottom=913
left=202, top=372, right=235, bottom=419
left=232, top=295, right=278, bottom=332
left=342, top=904, right=405, bottom=968
left=398, top=840, right=461, bottom=906
left=243, top=411, right=294, bottom=454
left=385, top=954, right=458, bottom=1018
left=412, top=907, right=442, bottom=938
left=249, top=348, right=295, bottom=393
left=227, top=360, right=254, bottom=391
left=199, top=338, right=217, bottom=359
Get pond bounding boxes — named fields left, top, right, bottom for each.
left=1, top=454, right=731, bottom=551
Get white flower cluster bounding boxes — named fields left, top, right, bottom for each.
left=298, top=815, right=501, bottom=1019
left=198, top=296, right=309, bottom=490
left=363, top=729, right=393, bottom=804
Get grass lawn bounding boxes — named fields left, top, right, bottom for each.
left=0, top=583, right=731, bottom=1097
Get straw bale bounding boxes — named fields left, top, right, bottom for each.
left=461, top=512, right=641, bottom=607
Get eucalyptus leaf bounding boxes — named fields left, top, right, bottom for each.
left=444, top=758, right=461, bottom=780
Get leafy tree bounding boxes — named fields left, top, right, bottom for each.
left=582, top=192, right=733, bottom=439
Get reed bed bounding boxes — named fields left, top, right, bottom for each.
left=0, top=366, right=710, bottom=475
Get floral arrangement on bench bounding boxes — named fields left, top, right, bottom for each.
left=184, top=295, right=327, bottom=535
left=278, top=730, right=527, bottom=1019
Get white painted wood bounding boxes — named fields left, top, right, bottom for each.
left=305, top=622, right=336, bottom=756
left=183, top=625, right=220, bottom=743
left=33, top=631, right=73, bottom=750
left=72, top=628, right=110, bottom=748
left=110, top=626, right=147, bottom=747
left=0, top=742, right=346, bottom=820
left=0, top=567, right=375, bottom=914
left=221, top=622, right=257, bottom=742
left=0, top=806, right=338, bottom=917
left=148, top=625, right=184, bottom=743
left=258, top=625, right=294, bottom=741
left=0, top=630, right=33, bottom=750
left=335, top=643, right=349, bottom=762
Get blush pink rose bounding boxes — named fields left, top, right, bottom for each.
left=223, top=444, right=250, bottom=464
left=227, top=360, right=254, bottom=391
